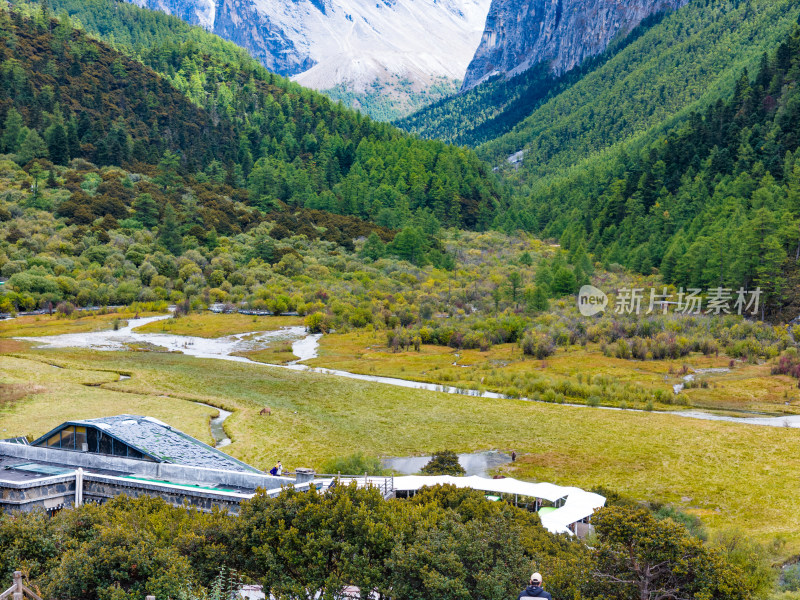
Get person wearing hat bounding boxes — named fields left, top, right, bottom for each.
left=518, top=572, right=551, bottom=599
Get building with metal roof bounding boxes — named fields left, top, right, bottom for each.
left=31, top=415, right=259, bottom=474
left=0, top=414, right=319, bottom=514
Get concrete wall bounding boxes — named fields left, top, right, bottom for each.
left=0, top=471, right=310, bottom=514
left=0, top=442, right=294, bottom=490
left=0, top=473, right=76, bottom=512
left=0, top=444, right=317, bottom=514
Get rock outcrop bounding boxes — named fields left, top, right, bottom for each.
left=129, top=0, right=491, bottom=114
left=462, top=0, right=688, bottom=90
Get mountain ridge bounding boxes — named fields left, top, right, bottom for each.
left=462, top=0, right=687, bottom=91
left=126, top=0, right=492, bottom=119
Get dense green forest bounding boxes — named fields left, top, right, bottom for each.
left=392, top=0, right=800, bottom=316
left=0, top=486, right=765, bottom=600
left=474, top=0, right=800, bottom=182
left=395, top=11, right=669, bottom=147
left=1, top=2, right=505, bottom=230
left=522, top=25, right=800, bottom=318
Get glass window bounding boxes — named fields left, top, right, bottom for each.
left=74, top=427, right=87, bottom=451
left=46, top=433, right=61, bottom=448
left=127, top=447, right=144, bottom=459
left=86, top=428, right=98, bottom=452
left=112, top=440, right=127, bottom=457
left=98, top=433, right=112, bottom=455
left=60, top=427, right=75, bottom=450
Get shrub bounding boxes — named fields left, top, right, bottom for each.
left=319, top=453, right=388, bottom=475
left=55, top=301, right=75, bottom=316
left=420, top=450, right=465, bottom=476
left=521, top=332, right=555, bottom=359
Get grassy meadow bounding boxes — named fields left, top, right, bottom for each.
left=0, top=311, right=151, bottom=338
left=299, top=329, right=800, bottom=415
left=0, top=350, right=217, bottom=445
left=3, top=332, right=800, bottom=554
left=132, top=313, right=304, bottom=338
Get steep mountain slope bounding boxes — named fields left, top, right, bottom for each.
left=396, top=11, right=667, bottom=146
left=537, top=26, right=800, bottom=317
left=125, top=0, right=491, bottom=119
left=462, top=0, right=686, bottom=91
left=0, top=6, right=238, bottom=168
left=479, top=0, right=800, bottom=183
left=3, top=1, right=505, bottom=232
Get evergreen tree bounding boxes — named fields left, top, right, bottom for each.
left=133, top=194, right=159, bottom=228
left=155, top=151, right=181, bottom=191
left=528, top=286, right=550, bottom=312
left=507, top=271, right=523, bottom=307
left=159, top=204, right=182, bottom=255
left=551, top=267, right=578, bottom=296
left=1, top=108, right=23, bottom=153
left=45, top=123, right=69, bottom=165
left=16, top=129, right=49, bottom=164
left=360, top=232, right=385, bottom=261
left=419, top=450, right=465, bottom=476
left=388, top=226, right=426, bottom=265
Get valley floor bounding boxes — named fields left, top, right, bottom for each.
left=3, top=313, right=800, bottom=556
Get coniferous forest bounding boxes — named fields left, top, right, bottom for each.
left=5, top=0, right=800, bottom=597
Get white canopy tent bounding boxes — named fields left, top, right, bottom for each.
left=392, top=475, right=605, bottom=535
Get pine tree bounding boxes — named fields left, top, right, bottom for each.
left=528, top=286, right=550, bottom=312
left=16, top=129, right=49, bottom=164
left=155, top=151, right=181, bottom=191
left=45, top=123, right=69, bottom=165
left=1, top=108, right=24, bottom=153
left=360, top=232, right=385, bottom=261
left=159, top=204, right=183, bottom=255
left=133, top=194, right=159, bottom=228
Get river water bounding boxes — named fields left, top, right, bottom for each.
left=18, top=315, right=800, bottom=431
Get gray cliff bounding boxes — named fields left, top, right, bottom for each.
left=462, top=0, right=688, bottom=90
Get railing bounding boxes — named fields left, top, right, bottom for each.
left=1, top=573, right=156, bottom=600
left=1, top=572, right=43, bottom=600
left=307, top=473, right=395, bottom=496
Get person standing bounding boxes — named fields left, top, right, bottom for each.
left=518, top=573, right=551, bottom=599
left=276, top=460, right=283, bottom=476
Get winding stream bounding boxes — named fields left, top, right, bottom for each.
left=207, top=406, right=233, bottom=448
left=19, top=315, right=800, bottom=431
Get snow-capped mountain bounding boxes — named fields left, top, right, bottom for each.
left=129, top=0, right=491, bottom=117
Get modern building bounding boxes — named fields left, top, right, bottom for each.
left=0, top=415, right=314, bottom=515
left=30, top=415, right=259, bottom=472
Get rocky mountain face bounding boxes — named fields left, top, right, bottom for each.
left=462, top=0, right=688, bottom=90
left=128, top=0, right=491, bottom=118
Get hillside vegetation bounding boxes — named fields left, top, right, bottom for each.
left=1, top=3, right=504, bottom=231
left=399, top=0, right=800, bottom=316
left=525, top=25, right=800, bottom=318
left=479, top=0, right=800, bottom=181
left=395, top=11, right=669, bottom=147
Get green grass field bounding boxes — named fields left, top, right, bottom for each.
left=0, top=312, right=138, bottom=338
left=3, top=339, right=800, bottom=555
left=302, top=330, right=800, bottom=415
left=132, top=313, right=304, bottom=338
